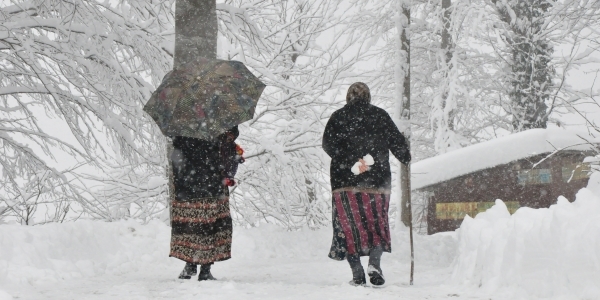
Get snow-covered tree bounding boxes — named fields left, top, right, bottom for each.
left=491, top=0, right=554, bottom=131
left=218, top=0, right=600, bottom=230
left=4, top=0, right=599, bottom=229
left=0, top=0, right=174, bottom=223
left=486, top=0, right=600, bottom=132
left=216, top=0, right=370, bottom=228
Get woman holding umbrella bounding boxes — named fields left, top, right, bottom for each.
left=170, top=125, right=243, bottom=280
left=322, top=82, right=411, bottom=286
left=143, top=59, right=265, bottom=281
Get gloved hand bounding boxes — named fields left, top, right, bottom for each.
left=351, top=154, right=374, bottom=175
left=223, top=178, right=236, bottom=186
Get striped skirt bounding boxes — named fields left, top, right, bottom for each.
left=169, top=197, right=232, bottom=265
left=329, top=189, right=391, bottom=260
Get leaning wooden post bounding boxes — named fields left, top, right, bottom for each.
left=168, top=0, right=218, bottom=220
left=396, top=0, right=414, bottom=286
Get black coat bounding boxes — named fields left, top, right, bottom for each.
left=322, top=102, right=410, bottom=191
left=171, top=126, right=239, bottom=200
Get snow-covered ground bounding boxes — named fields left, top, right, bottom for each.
left=1, top=180, right=600, bottom=299
left=0, top=219, right=460, bottom=300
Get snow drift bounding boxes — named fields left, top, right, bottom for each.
left=0, top=219, right=171, bottom=285
left=451, top=182, right=600, bottom=298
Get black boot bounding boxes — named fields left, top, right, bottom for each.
left=347, top=254, right=366, bottom=286
left=198, top=263, right=217, bottom=281
left=367, top=247, right=385, bottom=286
left=178, top=262, right=197, bottom=279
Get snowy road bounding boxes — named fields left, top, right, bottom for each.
left=4, top=255, right=481, bottom=300
left=0, top=220, right=489, bottom=300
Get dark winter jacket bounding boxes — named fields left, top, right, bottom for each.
left=322, top=102, right=410, bottom=192
left=172, top=126, right=239, bottom=200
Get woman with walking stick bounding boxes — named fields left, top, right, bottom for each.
left=322, top=82, right=411, bottom=286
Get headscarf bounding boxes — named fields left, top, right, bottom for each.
left=346, top=82, right=371, bottom=104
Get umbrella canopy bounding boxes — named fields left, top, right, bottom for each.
left=144, top=58, right=265, bottom=140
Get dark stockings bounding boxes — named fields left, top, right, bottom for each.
left=198, top=263, right=216, bottom=281
left=347, top=247, right=384, bottom=286
left=368, top=246, right=383, bottom=271
left=347, top=254, right=365, bottom=285
left=178, top=262, right=216, bottom=281
left=367, top=246, right=385, bottom=286
left=200, top=263, right=211, bottom=274
left=178, top=262, right=197, bottom=279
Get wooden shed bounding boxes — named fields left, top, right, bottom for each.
left=411, top=129, right=597, bottom=235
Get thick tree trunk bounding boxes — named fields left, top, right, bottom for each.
left=169, top=0, right=218, bottom=221
left=174, top=0, right=217, bottom=68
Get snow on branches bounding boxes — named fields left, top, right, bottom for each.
left=0, top=0, right=174, bottom=224
left=216, top=0, right=368, bottom=229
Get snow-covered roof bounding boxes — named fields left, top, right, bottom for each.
left=412, top=129, right=599, bottom=190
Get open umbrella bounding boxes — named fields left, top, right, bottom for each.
left=144, top=58, right=266, bottom=140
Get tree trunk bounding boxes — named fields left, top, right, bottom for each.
left=434, top=0, right=456, bottom=152
left=168, top=0, right=218, bottom=221
left=441, top=0, right=452, bottom=67
left=440, top=0, right=454, bottom=132
left=174, top=0, right=217, bottom=69
left=491, top=0, right=553, bottom=132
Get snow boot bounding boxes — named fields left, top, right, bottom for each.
left=349, top=276, right=367, bottom=286
left=347, top=254, right=366, bottom=286
left=178, top=262, right=197, bottom=279
left=367, top=246, right=385, bottom=286
left=367, top=265, right=385, bottom=286
left=198, top=263, right=216, bottom=281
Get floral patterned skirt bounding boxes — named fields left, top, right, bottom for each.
left=169, top=196, right=232, bottom=265
left=329, top=189, right=391, bottom=260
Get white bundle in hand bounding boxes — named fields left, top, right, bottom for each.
left=351, top=154, right=374, bottom=175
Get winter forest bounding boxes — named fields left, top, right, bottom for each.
left=1, top=0, right=600, bottom=299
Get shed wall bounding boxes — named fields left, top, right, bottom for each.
left=426, top=152, right=591, bottom=234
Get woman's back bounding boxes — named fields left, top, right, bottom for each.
left=323, top=102, right=410, bottom=192
left=322, top=82, right=411, bottom=286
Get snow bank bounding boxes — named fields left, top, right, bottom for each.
left=451, top=186, right=600, bottom=298
left=0, top=290, right=12, bottom=300
left=0, top=219, right=172, bottom=285
left=412, top=128, right=598, bottom=190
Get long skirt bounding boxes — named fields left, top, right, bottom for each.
left=169, top=196, right=233, bottom=264
left=329, top=189, right=391, bottom=260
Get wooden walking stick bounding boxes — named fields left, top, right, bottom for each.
left=401, top=163, right=414, bottom=285
left=407, top=164, right=414, bottom=285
